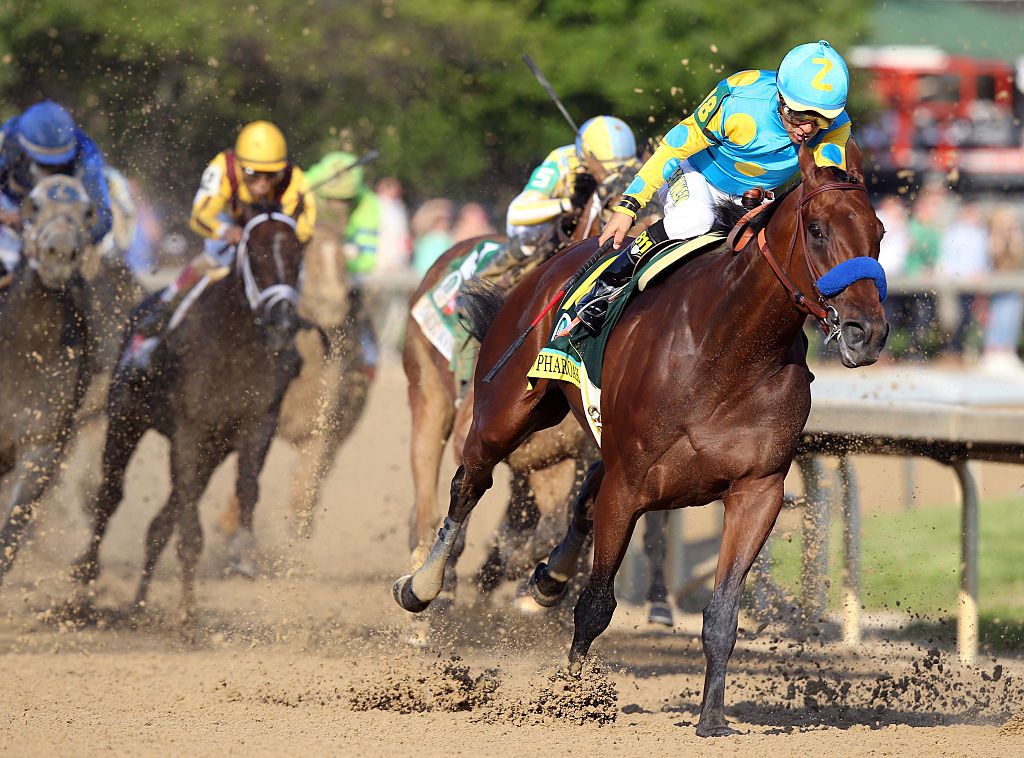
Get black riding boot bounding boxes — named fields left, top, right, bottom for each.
left=571, top=246, right=641, bottom=335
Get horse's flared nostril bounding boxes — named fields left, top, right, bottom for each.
left=841, top=320, right=868, bottom=350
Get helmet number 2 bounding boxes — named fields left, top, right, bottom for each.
left=810, top=58, right=834, bottom=92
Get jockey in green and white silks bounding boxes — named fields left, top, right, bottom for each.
left=305, top=150, right=382, bottom=370
left=476, top=115, right=640, bottom=279
left=577, top=40, right=853, bottom=333
left=305, top=151, right=381, bottom=279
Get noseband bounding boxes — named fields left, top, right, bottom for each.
left=746, top=181, right=886, bottom=338
left=235, top=212, right=300, bottom=318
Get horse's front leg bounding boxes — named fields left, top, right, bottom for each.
left=228, top=416, right=279, bottom=578
left=697, top=474, right=784, bottom=738
left=0, top=441, right=64, bottom=581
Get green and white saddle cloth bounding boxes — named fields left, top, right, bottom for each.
left=411, top=238, right=504, bottom=385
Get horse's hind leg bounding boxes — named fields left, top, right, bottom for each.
left=696, top=474, right=783, bottom=738
left=393, top=388, right=566, bottom=613
left=404, top=336, right=455, bottom=563
left=567, top=472, right=638, bottom=673
left=643, top=510, right=674, bottom=626
left=529, top=461, right=602, bottom=607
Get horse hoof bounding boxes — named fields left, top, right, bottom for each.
left=529, top=562, right=567, bottom=608
left=224, top=559, right=257, bottom=580
left=647, top=601, right=675, bottom=627
left=392, top=575, right=431, bottom=614
left=695, top=722, right=740, bottom=738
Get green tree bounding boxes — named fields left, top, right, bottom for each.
left=0, top=0, right=871, bottom=218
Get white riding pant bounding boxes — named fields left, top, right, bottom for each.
left=659, top=159, right=742, bottom=240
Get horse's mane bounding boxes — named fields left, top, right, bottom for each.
left=711, top=199, right=747, bottom=234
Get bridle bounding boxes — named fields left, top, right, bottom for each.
left=235, top=212, right=300, bottom=319
left=22, top=177, right=91, bottom=279
left=732, top=179, right=878, bottom=342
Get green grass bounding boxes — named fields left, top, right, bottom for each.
left=768, top=497, right=1024, bottom=647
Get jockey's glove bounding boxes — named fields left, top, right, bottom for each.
left=569, top=172, right=598, bottom=210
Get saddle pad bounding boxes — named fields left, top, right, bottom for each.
left=527, top=231, right=723, bottom=445
left=411, top=238, right=504, bottom=362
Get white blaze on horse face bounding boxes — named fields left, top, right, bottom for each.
left=272, top=231, right=286, bottom=281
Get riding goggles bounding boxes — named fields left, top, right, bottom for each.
left=242, top=166, right=286, bottom=182
left=779, top=101, right=834, bottom=131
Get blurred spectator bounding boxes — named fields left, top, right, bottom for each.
left=451, top=202, right=496, bottom=242
left=374, top=177, right=412, bottom=273
left=876, top=195, right=910, bottom=276
left=411, top=198, right=454, bottom=276
left=939, top=202, right=990, bottom=359
left=875, top=196, right=914, bottom=356
left=901, top=189, right=947, bottom=359
left=981, top=205, right=1024, bottom=373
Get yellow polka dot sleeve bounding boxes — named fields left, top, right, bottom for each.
left=614, top=109, right=718, bottom=217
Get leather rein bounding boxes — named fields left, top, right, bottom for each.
left=729, top=180, right=868, bottom=335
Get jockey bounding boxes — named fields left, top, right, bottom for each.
left=124, top=120, right=315, bottom=368
left=0, top=100, right=113, bottom=277
left=304, top=151, right=381, bottom=278
left=304, top=150, right=382, bottom=370
left=575, top=40, right=853, bottom=332
left=475, top=115, right=639, bottom=279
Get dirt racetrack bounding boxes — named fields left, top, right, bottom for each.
left=2, top=363, right=1023, bottom=756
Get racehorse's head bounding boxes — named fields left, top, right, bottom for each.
left=22, top=175, right=96, bottom=289
left=235, top=210, right=303, bottom=352
left=788, top=140, right=889, bottom=367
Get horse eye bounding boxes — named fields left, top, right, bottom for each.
left=808, top=222, right=824, bottom=239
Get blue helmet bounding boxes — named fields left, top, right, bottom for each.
left=17, top=101, right=78, bottom=165
left=776, top=40, right=849, bottom=119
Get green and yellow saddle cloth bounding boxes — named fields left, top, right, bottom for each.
left=527, top=231, right=724, bottom=445
left=411, top=239, right=505, bottom=387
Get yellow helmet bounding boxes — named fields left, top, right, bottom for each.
left=234, top=120, right=288, bottom=172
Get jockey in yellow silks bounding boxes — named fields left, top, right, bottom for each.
left=124, top=120, right=315, bottom=369
left=474, top=115, right=640, bottom=279
left=574, top=40, right=853, bottom=332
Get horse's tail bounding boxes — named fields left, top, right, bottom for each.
left=459, top=278, right=507, bottom=343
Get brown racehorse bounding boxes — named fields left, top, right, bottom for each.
left=394, top=143, right=888, bottom=736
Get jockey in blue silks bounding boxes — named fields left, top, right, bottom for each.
left=0, top=100, right=113, bottom=276
left=576, top=41, right=860, bottom=333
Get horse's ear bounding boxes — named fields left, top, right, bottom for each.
left=797, top=143, right=820, bottom=185
left=845, top=137, right=865, bottom=183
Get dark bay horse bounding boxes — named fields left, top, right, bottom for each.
left=73, top=211, right=305, bottom=620
left=0, top=176, right=96, bottom=580
left=404, top=173, right=672, bottom=617
left=394, top=144, right=888, bottom=735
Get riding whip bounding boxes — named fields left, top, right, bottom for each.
left=482, top=238, right=614, bottom=382
left=522, top=55, right=579, bottom=134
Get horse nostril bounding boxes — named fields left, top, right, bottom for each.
left=841, top=320, right=868, bottom=348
